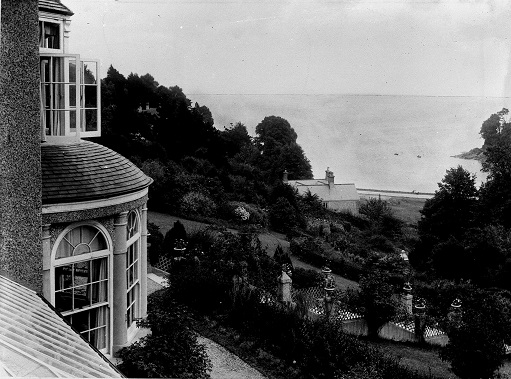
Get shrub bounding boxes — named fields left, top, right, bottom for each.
left=292, top=267, right=323, bottom=289
left=117, top=289, right=211, bottom=378
left=179, top=191, right=217, bottom=217
left=225, top=201, right=269, bottom=227
left=269, top=197, right=300, bottom=233
left=290, top=237, right=364, bottom=282
left=162, top=220, right=188, bottom=257
left=367, top=234, right=395, bottom=254
left=441, top=290, right=511, bottom=379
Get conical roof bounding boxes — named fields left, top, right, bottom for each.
left=42, top=140, right=152, bottom=205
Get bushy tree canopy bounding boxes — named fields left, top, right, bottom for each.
left=418, top=166, right=478, bottom=244
left=255, top=116, right=312, bottom=182
left=441, top=290, right=511, bottom=379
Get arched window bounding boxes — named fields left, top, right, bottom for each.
left=53, top=224, right=110, bottom=351
left=126, top=210, right=141, bottom=335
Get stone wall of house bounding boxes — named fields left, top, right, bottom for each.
left=327, top=200, right=359, bottom=214
left=0, top=1, right=43, bottom=291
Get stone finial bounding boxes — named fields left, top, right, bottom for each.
left=279, top=271, right=292, bottom=304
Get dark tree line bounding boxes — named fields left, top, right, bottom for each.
left=411, top=108, right=511, bottom=289
left=94, top=66, right=312, bottom=222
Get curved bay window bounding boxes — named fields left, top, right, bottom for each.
left=126, top=211, right=141, bottom=335
left=53, top=225, right=110, bottom=351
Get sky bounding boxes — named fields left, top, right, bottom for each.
left=64, top=0, right=511, bottom=97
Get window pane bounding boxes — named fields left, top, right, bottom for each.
left=55, top=289, right=73, bottom=313
left=82, top=62, right=98, bottom=84
left=74, top=285, right=91, bottom=309
left=91, top=281, right=108, bottom=304
left=83, top=85, right=97, bottom=108
left=83, top=109, right=98, bottom=132
left=73, top=243, right=90, bottom=256
left=69, top=85, right=76, bottom=107
left=74, top=261, right=90, bottom=284
left=89, top=327, right=107, bottom=350
left=90, top=306, right=108, bottom=328
left=56, top=239, right=73, bottom=259
left=68, top=61, right=77, bottom=83
left=68, top=228, right=81, bottom=247
left=55, top=265, right=73, bottom=290
left=80, top=226, right=97, bottom=245
left=72, top=310, right=89, bottom=333
left=40, top=22, right=60, bottom=49
left=127, top=245, right=134, bottom=267
left=134, top=242, right=139, bottom=261
left=91, top=258, right=108, bottom=281
left=89, top=232, right=107, bottom=252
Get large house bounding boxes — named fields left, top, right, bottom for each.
left=0, top=0, right=152, bottom=361
left=285, top=168, right=360, bottom=213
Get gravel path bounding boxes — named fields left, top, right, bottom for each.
left=197, top=336, right=267, bottom=379
left=147, top=276, right=267, bottom=378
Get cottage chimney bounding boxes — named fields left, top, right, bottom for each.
left=283, top=169, right=289, bottom=184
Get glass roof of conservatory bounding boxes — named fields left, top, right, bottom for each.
left=0, top=275, right=122, bottom=378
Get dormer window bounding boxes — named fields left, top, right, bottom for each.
left=39, top=18, right=63, bottom=52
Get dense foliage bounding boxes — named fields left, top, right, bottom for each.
left=164, top=227, right=439, bottom=379
left=117, top=289, right=211, bottom=378
left=440, top=290, right=511, bottom=379
left=411, top=108, right=511, bottom=290
left=96, top=67, right=312, bottom=230
left=408, top=108, right=511, bottom=378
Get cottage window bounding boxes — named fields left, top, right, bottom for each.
left=54, top=225, right=110, bottom=352
left=126, top=211, right=141, bottom=336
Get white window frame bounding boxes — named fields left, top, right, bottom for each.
left=51, top=222, right=113, bottom=354
left=126, top=210, right=141, bottom=339
left=39, top=17, right=64, bottom=53
left=40, top=53, right=81, bottom=139
left=80, top=59, right=101, bottom=138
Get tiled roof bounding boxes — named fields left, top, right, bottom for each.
left=0, top=275, right=122, bottom=377
left=39, top=0, right=73, bottom=16
left=288, top=180, right=360, bottom=202
left=42, top=140, right=152, bottom=204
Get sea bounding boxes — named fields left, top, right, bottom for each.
left=190, top=94, right=510, bottom=193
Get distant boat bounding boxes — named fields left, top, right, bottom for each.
left=417, top=155, right=422, bottom=158
left=394, top=153, right=399, bottom=156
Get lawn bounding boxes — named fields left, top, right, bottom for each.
left=385, top=197, right=427, bottom=225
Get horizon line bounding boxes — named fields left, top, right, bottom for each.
left=188, top=93, right=511, bottom=99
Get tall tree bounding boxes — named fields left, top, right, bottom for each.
left=479, top=108, right=509, bottom=148
left=418, top=166, right=479, bottom=244
left=255, top=116, right=312, bottom=182
left=480, top=133, right=511, bottom=227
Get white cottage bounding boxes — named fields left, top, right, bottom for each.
left=285, top=168, right=360, bottom=213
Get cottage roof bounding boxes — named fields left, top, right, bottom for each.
left=39, top=0, right=73, bottom=16
left=288, top=180, right=360, bottom=202
left=42, top=140, right=152, bottom=204
left=0, top=275, right=122, bottom=377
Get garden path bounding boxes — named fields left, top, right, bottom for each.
left=147, top=274, right=267, bottom=379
